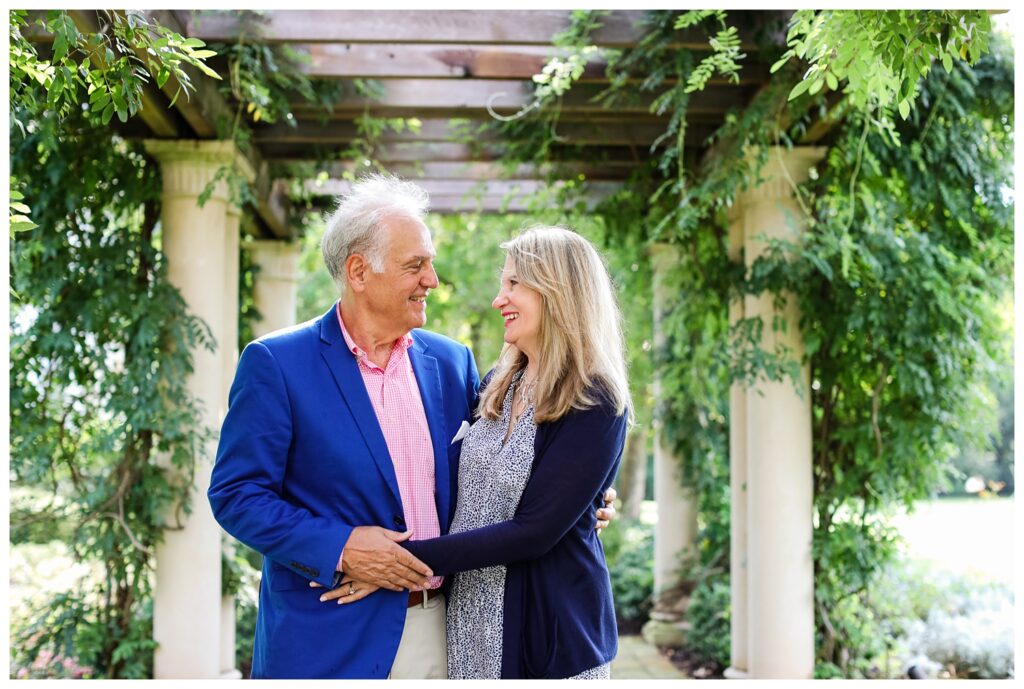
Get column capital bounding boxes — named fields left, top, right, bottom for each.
left=735, top=145, right=827, bottom=208
left=144, top=140, right=255, bottom=204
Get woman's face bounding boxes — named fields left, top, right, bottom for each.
left=492, top=255, right=544, bottom=360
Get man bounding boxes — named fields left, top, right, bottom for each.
left=208, top=174, right=614, bottom=679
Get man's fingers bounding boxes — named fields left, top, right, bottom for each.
left=390, top=569, right=430, bottom=591
left=383, top=528, right=414, bottom=543
left=596, top=519, right=610, bottom=530
left=396, top=550, right=432, bottom=579
left=604, top=486, right=617, bottom=504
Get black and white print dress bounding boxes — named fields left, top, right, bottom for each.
left=445, top=373, right=611, bottom=680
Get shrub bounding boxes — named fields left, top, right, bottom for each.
left=604, top=519, right=655, bottom=630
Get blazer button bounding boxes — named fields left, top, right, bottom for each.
left=394, top=516, right=406, bottom=528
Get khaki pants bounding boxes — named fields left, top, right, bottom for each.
left=389, top=593, right=447, bottom=679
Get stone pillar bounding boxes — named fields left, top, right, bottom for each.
left=724, top=206, right=750, bottom=679
left=249, top=239, right=301, bottom=338
left=144, top=140, right=251, bottom=679
left=647, top=243, right=699, bottom=637
left=220, top=205, right=243, bottom=679
left=726, top=146, right=826, bottom=679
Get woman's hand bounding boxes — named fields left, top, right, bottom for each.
left=310, top=578, right=380, bottom=604
left=596, top=486, right=617, bottom=532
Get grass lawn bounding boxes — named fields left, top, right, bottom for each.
left=892, top=496, right=1014, bottom=585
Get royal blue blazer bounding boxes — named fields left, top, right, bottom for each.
left=208, top=304, right=479, bottom=679
left=405, top=381, right=627, bottom=678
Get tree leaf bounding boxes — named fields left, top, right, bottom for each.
left=788, top=78, right=812, bottom=101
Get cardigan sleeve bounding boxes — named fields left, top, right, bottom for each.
left=404, top=397, right=627, bottom=575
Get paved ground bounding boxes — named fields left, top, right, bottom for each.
left=611, top=636, right=688, bottom=679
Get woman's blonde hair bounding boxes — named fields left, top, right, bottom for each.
left=479, top=226, right=631, bottom=424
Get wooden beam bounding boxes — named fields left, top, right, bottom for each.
left=253, top=118, right=712, bottom=147
left=258, top=141, right=655, bottom=164
left=298, top=181, right=618, bottom=214
left=288, top=79, right=751, bottom=116
left=183, top=10, right=648, bottom=47
left=798, top=91, right=847, bottom=144
left=429, top=194, right=610, bottom=213
left=289, top=42, right=772, bottom=84
left=275, top=160, right=634, bottom=181
left=296, top=43, right=608, bottom=81
left=182, top=10, right=780, bottom=50
left=302, top=178, right=621, bottom=199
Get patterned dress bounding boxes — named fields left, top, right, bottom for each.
left=445, top=373, right=611, bottom=680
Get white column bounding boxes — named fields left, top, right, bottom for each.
left=144, top=140, right=251, bottom=679
left=731, top=146, right=825, bottom=679
left=649, top=243, right=699, bottom=596
left=249, top=239, right=300, bottom=338
left=220, top=205, right=242, bottom=679
left=724, top=208, right=749, bottom=679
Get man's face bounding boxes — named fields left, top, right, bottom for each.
left=362, top=215, right=439, bottom=336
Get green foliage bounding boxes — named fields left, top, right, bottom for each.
left=9, top=187, right=38, bottom=236
left=9, top=9, right=219, bottom=130
left=6, top=8, right=339, bottom=678
left=602, top=519, right=655, bottom=627
left=209, top=10, right=343, bottom=136
left=12, top=594, right=156, bottom=679
left=675, top=11, right=745, bottom=93
left=773, top=10, right=992, bottom=135
left=489, top=8, right=1010, bottom=676
left=684, top=575, right=731, bottom=667
left=9, top=83, right=213, bottom=674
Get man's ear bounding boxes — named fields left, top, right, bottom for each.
left=344, top=254, right=368, bottom=293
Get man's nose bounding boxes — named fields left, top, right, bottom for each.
left=423, top=264, right=439, bottom=288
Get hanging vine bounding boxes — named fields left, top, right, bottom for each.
left=486, top=9, right=1010, bottom=677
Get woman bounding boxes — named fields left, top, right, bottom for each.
left=325, top=226, right=630, bottom=679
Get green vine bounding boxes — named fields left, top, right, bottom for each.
left=489, top=9, right=1011, bottom=677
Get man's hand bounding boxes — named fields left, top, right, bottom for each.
left=596, top=487, right=618, bottom=533
left=339, top=526, right=432, bottom=591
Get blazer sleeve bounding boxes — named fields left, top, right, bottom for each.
left=404, top=397, right=627, bottom=575
left=208, top=341, right=349, bottom=588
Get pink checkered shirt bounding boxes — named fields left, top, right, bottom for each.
left=337, top=304, right=442, bottom=590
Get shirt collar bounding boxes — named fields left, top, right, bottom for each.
left=335, top=302, right=414, bottom=361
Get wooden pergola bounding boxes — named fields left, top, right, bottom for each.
left=28, top=9, right=838, bottom=234
left=28, top=10, right=838, bottom=680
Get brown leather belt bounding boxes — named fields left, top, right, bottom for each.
left=407, top=588, right=442, bottom=608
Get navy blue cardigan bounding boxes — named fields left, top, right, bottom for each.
left=404, top=385, right=627, bottom=678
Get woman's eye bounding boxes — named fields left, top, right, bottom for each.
left=509, top=280, right=518, bottom=287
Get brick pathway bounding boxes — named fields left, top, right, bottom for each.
left=611, top=636, right=688, bottom=679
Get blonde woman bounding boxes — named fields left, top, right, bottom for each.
left=325, top=226, right=630, bottom=679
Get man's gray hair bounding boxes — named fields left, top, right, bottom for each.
left=321, top=173, right=430, bottom=295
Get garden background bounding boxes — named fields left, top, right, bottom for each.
left=7, top=8, right=1016, bottom=680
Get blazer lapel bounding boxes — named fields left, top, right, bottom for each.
left=408, top=333, right=450, bottom=528
left=319, top=306, right=402, bottom=508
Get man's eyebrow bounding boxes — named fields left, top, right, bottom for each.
left=402, top=253, right=435, bottom=265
